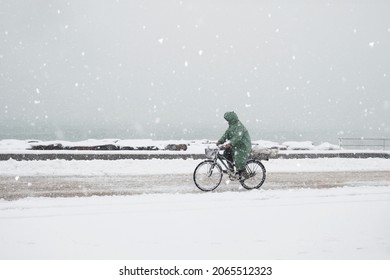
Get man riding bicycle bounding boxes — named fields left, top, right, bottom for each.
left=216, top=111, right=252, bottom=180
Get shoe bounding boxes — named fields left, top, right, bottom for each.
left=238, top=170, right=250, bottom=181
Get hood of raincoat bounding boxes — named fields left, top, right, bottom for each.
left=224, top=111, right=239, bottom=125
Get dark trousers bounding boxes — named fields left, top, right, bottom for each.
left=223, top=148, right=234, bottom=170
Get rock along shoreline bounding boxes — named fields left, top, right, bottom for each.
left=0, top=151, right=389, bottom=161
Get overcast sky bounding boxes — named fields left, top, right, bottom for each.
left=1, top=0, right=389, bottom=142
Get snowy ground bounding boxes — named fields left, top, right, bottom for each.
left=0, top=156, right=390, bottom=260
left=0, top=186, right=389, bottom=260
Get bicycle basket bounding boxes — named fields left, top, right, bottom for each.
left=205, top=148, right=218, bottom=159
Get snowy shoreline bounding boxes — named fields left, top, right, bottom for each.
left=0, top=138, right=389, bottom=161
left=0, top=138, right=343, bottom=152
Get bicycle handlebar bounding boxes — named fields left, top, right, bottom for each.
left=217, top=141, right=232, bottom=150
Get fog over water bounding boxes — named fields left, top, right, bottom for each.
left=1, top=0, right=389, bottom=143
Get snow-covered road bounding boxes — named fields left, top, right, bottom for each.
left=1, top=157, right=390, bottom=200
left=1, top=171, right=389, bottom=200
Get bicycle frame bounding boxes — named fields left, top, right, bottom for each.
left=209, top=147, right=237, bottom=179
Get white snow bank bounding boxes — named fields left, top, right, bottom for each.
left=1, top=157, right=390, bottom=177
left=0, top=186, right=389, bottom=259
left=0, top=138, right=343, bottom=152
left=265, top=158, right=390, bottom=173
left=280, top=141, right=340, bottom=150
left=0, top=139, right=33, bottom=150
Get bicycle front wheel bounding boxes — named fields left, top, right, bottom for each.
left=240, top=160, right=266, bottom=190
left=193, top=160, right=223, bottom=191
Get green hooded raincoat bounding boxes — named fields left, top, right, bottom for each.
left=218, top=112, right=252, bottom=171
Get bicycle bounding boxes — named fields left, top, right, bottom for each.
left=193, top=145, right=266, bottom=191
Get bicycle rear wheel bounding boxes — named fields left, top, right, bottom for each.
left=193, top=160, right=223, bottom=191
left=240, top=160, right=266, bottom=190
